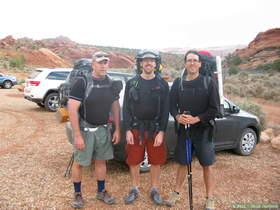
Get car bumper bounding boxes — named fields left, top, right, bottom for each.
left=24, top=96, right=43, bottom=104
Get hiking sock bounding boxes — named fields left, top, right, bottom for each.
left=73, top=182, right=81, bottom=193
left=97, top=180, right=105, bottom=192
left=151, top=187, right=158, bottom=193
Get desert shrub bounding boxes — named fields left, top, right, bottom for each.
left=272, top=59, right=280, bottom=71
left=9, top=55, right=25, bottom=68
left=237, top=101, right=266, bottom=130
left=228, top=65, right=239, bottom=75
left=238, top=71, right=249, bottom=81
left=256, top=63, right=272, bottom=71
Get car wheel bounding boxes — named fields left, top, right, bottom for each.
left=3, top=80, right=12, bottom=89
left=234, top=128, right=257, bottom=156
left=44, top=92, right=59, bottom=112
left=140, top=151, right=151, bottom=173
left=36, top=102, right=44, bottom=108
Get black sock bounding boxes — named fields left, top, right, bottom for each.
left=97, top=180, right=105, bottom=192
left=73, top=182, right=81, bottom=193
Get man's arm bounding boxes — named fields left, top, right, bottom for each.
left=111, top=100, right=121, bottom=145
left=68, top=98, right=85, bottom=150
left=123, top=80, right=134, bottom=145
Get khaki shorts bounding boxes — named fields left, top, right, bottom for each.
left=67, top=124, right=113, bottom=166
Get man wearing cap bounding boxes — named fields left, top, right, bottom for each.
left=123, top=49, right=169, bottom=206
left=68, top=51, right=122, bottom=208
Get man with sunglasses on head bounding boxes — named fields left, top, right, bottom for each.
left=68, top=51, right=122, bottom=208
left=123, top=50, right=169, bottom=206
left=167, top=50, right=220, bottom=210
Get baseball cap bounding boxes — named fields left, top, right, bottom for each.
left=92, top=51, right=110, bottom=62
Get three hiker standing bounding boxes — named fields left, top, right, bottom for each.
left=123, top=50, right=169, bottom=205
left=68, top=51, right=122, bottom=208
left=167, top=50, right=220, bottom=210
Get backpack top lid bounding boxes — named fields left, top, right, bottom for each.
left=198, top=50, right=213, bottom=56
left=197, top=50, right=216, bottom=77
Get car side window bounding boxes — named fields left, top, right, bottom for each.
left=46, top=72, right=70, bottom=80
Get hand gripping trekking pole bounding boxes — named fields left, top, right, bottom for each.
left=184, top=111, right=193, bottom=210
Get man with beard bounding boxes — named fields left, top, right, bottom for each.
left=123, top=50, right=169, bottom=206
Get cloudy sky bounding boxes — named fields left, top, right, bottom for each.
left=0, top=0, right=279, bottom=50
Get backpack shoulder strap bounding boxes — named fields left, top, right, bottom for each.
left=203, top=75, right=211, bottom=91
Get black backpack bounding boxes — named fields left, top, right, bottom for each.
left=58, top=58, right=93, bottom=108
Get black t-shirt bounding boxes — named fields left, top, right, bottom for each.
left=69, top=76, right=119, bottom=125
left=169, top=75, right=220, bottom=123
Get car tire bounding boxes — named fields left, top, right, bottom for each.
left=44, top=92, right=59, bottom=112
left=36, top=102, right=44, bottom=108
left=139, top=151, right=151, bottom=173
left=234, top=128, right=257, bottom=156
left=3, top=80, right=12, bottom=89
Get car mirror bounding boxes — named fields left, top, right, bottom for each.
left=231, top=105, right=240, bottom=114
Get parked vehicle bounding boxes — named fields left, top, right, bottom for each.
left=0, top=73, right=17, bottom=89
left=24, top=68, right=71, bottom=112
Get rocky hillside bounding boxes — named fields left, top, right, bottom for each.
left=233, top=28, right=280, bottom=70
left=0, top=36, right=134, bottom=68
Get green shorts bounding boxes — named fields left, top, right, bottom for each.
left=72, top=125, right=113, bottom=166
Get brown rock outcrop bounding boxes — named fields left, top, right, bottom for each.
left=234, top=28, right=280, bottom=70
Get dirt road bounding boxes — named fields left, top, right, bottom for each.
left=0, top=89, right=279, bottom=209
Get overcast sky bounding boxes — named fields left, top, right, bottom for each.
left=0, top=0, right=279, bottom=50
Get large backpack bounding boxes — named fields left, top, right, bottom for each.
left=58, top=58, right=93, bottom=108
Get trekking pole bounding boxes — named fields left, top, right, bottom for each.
left=184, top=111, right=193, bottom=210
left=64, top=153, right=74, bottom=177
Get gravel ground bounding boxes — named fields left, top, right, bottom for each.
left=0, top=88, right=279, bottom=210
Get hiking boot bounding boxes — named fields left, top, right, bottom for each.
left=124, top=188, right=138, bottom=204
left=150, top=189, right=164, bottom=205
left=96, top=190, right=116, bottom=205
left=166, top=191, right=180, bottom=207
left=205, top=197, right=215, bottom=210
left=72, top=192, right=84, bottom=209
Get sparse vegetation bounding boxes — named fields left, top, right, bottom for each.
left=256, top=63, right=272, bottom=71
left=228, top=64, right=239, bottom=75
left=225, top=54, right=242, bottom=65
left=9, top=55, right=25, bottom=69
left=272, top=59, right=280, bottom=71
left=236, top=101, right=266, bottom=130
left=224, top=72, right=280, bottom=102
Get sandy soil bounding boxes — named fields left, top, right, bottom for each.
left=0, top=88, right=279, bottom=210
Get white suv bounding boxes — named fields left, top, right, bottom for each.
left=24, top=68, right=72, bottom=112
